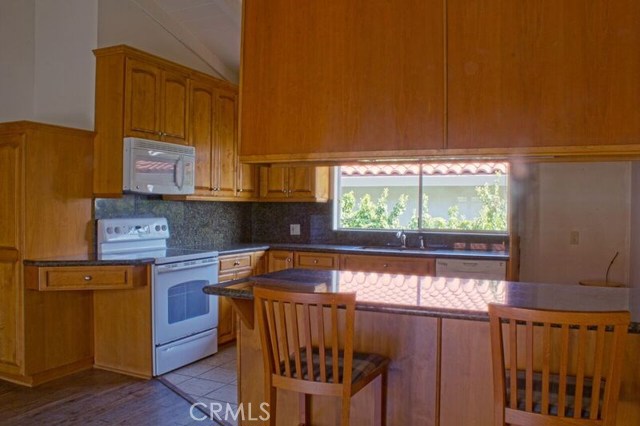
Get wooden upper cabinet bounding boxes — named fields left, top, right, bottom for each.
left=447, top=0, right=640, bottom=151
left=94, top=45, right=238, bottom=197
left=240, top=0, right=445, bottom=163
left=124, top=59, right=188, bottom=144
left=259, top=166, right=330, bottom=202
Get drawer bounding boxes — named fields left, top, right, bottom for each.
left=295, top=252, right=339, bottom=270
left=25, top=265, right=146, bottom=291
left=340, top=254, right=434, bottom=275
left=219, top=254, right=253, bottom=272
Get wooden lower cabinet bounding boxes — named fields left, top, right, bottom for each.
left=218, top=251, right=265, bottom=344
left=0, top=122, right=94, bottom=386
left=25, top=265, right=145, bottom=291
left=340, top=253, right=435, bottom=275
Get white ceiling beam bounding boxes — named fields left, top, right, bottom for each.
left=132, top=0, right=238, bottom=83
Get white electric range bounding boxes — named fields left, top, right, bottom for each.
left=97, top=217, right=219, bottom=375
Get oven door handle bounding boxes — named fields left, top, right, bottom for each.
left=156, top=260, right=218, bottom=273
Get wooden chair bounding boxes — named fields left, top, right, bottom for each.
left=488, top=304, right=630, bottom=426
left=254, top=286, right=389, bottom=426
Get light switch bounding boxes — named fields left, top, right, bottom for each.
left=290, top=224, right=301, bottom=236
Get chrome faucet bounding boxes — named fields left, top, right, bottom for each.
left=396, top=230, right=407, bottom=248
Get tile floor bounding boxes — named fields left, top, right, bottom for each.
left=162, top=343, right=239, bottom=426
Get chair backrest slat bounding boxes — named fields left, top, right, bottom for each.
left=290, top=301, right=303, bottom=381
left=589, top=325, right=606, bottom=420
left=488, top=304, right=630, bottom=426
left=573, top=325, right=588, bottom=418
left=525, top=321, right=534, bottom=412
left=277, top=301, right=291, bottom=378
left=558, top=323, right=570, bottom=417
left=331, top=304, right=340, bottom=382
left=316, top=303, right=327, bottom=382
left=254, top=286, right=357, bottom=388
left=541, top=322, right=551, bottom=415
left=509, top=319, right=518, bottom=410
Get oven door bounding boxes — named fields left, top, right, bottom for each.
left=153, top=259, right=218, bottom=346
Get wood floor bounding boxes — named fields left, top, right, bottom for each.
left=0, top=369, right=218, bottom=425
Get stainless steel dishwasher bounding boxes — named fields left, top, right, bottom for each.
left=435, top=258, right=506, bottom=280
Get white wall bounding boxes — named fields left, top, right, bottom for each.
left=34, top=0, right=97, bottom=129
left=0, top=0, right=35, bottom=122
left=519, top=162, right=631, bottom=286
left=98, top=0, right=217, bottom=76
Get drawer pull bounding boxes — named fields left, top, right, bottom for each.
left=233, top=261, right=241, bottom=266
left=287, top=258, right=292, bottom=263
left=84, top=275, right=93, bottom=281
left=383, top=264, right=388, bottom=268
left=313, top=259, right=318, bottom=264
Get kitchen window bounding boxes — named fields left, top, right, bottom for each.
left=334, top=162, right=509, bottom=233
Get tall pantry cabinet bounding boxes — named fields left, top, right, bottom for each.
left=0, top=122, right=94, bottom=386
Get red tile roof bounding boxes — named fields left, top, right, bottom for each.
left=341, top=162, right=508, bottom=177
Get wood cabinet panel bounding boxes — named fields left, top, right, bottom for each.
left=220, top=254, right=253, bottom=272
left=294, top=251, right=339, bottom=270
left=161, top=70, right=189, bottom=143
left=240, top=0, right=445, bottom=163
left=340, top=254, right=435, bottom=275
left=214, top=91, right=237, bottom=197
left=191, top=81, right=216, bottom=192
left=267, top=250, right=294, bottom=272
left=447, top=0, right=640, bottom=150
left=124, top=59, right=161, bottom=139
left=25, top=266, right=144, bottom=291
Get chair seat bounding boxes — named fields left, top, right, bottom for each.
left=280, top=348, right=389, bottom=384
left=505, top=369, right=606, bottom=419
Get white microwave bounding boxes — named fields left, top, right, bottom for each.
left=123, top=137, right=195, bottom=195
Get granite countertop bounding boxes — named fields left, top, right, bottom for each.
left=268, top=243, right=509, bottom=260
left=23, top=253, right=156, bottom=267
left=203, top=268, right=639, bottom=333
left=23, top=242, right=506, bottom=267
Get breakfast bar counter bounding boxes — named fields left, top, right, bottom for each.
left=204, top=269, right=640, bottom=426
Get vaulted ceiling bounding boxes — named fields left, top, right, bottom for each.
left=150, top=0, right=242, bottom=80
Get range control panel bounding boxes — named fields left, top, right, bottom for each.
left=97, top=217, right=170, bottom=244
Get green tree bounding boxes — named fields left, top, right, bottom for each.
left=340, top=189, right=408, bottom=229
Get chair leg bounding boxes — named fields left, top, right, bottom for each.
left=374, top=369, right=388, bottom=426
left=341, top=395, right=351, bottom=426
left=298, top=393, right=310, bottom=426
left=265, top=386, right=277, bottom=426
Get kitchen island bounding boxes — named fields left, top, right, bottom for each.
left=204, top=269, right=640, bottom=426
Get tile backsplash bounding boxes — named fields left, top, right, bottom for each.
left=94, top=195, right=252, bottom=249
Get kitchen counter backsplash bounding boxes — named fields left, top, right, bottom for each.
left=250, top=202, right=509, bottom=251
left=94, top=195, right=252, bottom=249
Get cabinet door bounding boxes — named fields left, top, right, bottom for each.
left=189, top=80, right=215, bottom=193
left=213, top=91, right=237, bottom=197
left=124, top=59, right=161, bottom=139
left=267, top=250, right=294, bottom=272
left=241, top=0, right=445, bottom=162
left=237, top=162, right=257, bottom=199
left=447, top=0, right=640, bottom=150
left=0, top=137, right=22, bottom=372
left=259, top=166, right=289, bottom=199
left=287, top=167, right=314, bottom=199
left=161, top=70, right=189, bottom=144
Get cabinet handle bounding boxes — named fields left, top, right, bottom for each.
left=287, top=190, right=292, bottom=194
left=287, top=258, right=292, bottom=263
left=238, top=189, right=243, bottom=192
left=233, top=261, right=240, bottom=266
left=383, top=264, right=388, bottom=268
left=84, top=275, right=93, bottom=281
left=313, top=259, right=318, bottom=264
left=282, top=189, right=287, bottom=193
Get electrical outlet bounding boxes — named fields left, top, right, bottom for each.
left=570, top=230, right=580, bottom=245
left=290, top=224, right=301, bottom=236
